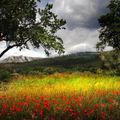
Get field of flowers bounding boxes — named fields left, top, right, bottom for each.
left=0, top=72, right=120, bottom=120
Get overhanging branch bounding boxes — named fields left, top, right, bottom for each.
left=0, top=45, right=16, bottom=58
left=0, top=40, right=29, bottom=58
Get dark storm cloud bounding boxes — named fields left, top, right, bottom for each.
left=53, top=0, right=110, bottom=30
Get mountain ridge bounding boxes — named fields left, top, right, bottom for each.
left=0, top=55, right=41, bottom=63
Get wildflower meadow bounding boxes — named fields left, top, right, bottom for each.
left=0, top=72, right=120, bottom=120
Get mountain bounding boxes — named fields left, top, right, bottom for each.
left=0, top=55, right=41, bottom=63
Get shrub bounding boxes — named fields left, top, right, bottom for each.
left=43, top=67, right=57, bottom=74
left=96, top=68, right=103, bottom=74
left=0, top=70, right=11, bottom=82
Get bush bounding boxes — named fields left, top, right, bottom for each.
left=28, top=71, right=43, bottom=75
left=96, top=68, right=103, bottom=74
left=0, top=70, right=11, bottom=82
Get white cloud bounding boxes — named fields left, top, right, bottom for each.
left=66, top=43, right=96, bottom=54
left=57, top=27, right=99, bottom=54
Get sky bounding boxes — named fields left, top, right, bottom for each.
left=0, top=0, right=111, bottom=60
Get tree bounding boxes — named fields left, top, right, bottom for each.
left=97, top=0, right=120, bottom=72
left=0, top=0, right=66, bottom=58
left=97, top=0, right=120, bottom=51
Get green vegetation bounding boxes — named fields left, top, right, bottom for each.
left=0, top=70, right=10, bottom=82
left=97, top=0, right=120, bottom=51
left=0, top=0, right=119, bottom=119
left=0, top=0, right=66, bottom=58
left=0, top=73, right=120, bottom=120
left=0, top=52, right=119, bottom=83
left=97, top=0, right=120, bottom=71
left=0, top=52, right=119, bottom=120
left=0, top=52, right=102, bottom=78
left=100, top=51, right=120, bottom=74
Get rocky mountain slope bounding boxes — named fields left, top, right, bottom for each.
left=0, top=55, right=41, bottom=63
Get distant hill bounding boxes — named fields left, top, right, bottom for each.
left=0, top=55, right=41, bottom=63
left=0, top=52, right=102, bottom=74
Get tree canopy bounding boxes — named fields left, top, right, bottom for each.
left=0, top=0, right=66, bottom=58
left=97, top=0, right=120, bottom=71
left=97, top=0, right=120, bottom=51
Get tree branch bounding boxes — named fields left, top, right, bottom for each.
left=0, top=39, right=30, bottom=58
left=0, top=45, right=16, bottom=58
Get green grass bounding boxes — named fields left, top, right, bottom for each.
left=1, top=72, right=119, bottom=96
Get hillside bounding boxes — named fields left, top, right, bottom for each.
left=0, top=52, right=102, bottom=74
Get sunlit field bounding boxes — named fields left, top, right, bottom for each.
left=0, top=72, right=120, bottom=120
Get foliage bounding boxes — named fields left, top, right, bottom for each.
left=97, top=0, right=120, bottom=51
left=97, top=0, right=120, bottom=72
left=0, top=0, right=66, bottom=58
left=0, top=70, right=10, bottom=82
left=100, top=51, right=120, bottom=71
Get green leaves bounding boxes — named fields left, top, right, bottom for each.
left=97, top=0, right=120, bottom=71
left=0, top=0, right=66, bottom=58
left=97, top=0, right=120, bottom=51
left=39, top=3, right=66, bottom=34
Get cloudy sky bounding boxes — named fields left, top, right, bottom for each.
left=0, top=0, right=111, bottom=59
